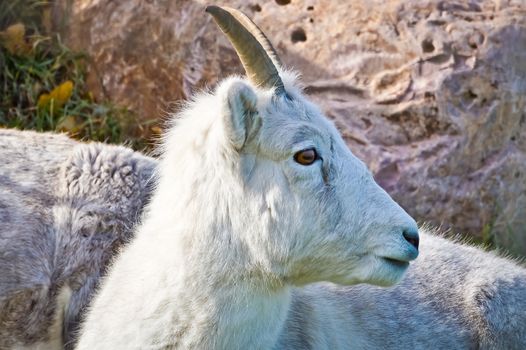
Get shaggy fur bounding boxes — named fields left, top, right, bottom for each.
left=74, top=73, right=523, bottom=349
left=0, top=129, right=156, bottom=349
left=75, top=73, right=423, bottom=349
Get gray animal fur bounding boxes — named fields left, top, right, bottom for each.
left=0, top=129, right=156, bottom=349
left=1, top=128, right=525, bottom=349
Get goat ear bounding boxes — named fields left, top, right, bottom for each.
left=223, top=81, right=259, bottom=150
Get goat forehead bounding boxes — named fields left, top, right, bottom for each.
left=261, top=120, right=325, bottom=143
left=261, top=101, right=335, bottom=146
left=267, top=95, right=325, bottom=122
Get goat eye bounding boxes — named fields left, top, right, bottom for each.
left=293, top=148, right=318, bottom=166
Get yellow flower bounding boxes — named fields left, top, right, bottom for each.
left=37, top=80, right=74, bottom=112
left=0, top=23, right=32, bottom=56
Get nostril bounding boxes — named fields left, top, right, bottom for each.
left=403, top=229, right=419, bottom=250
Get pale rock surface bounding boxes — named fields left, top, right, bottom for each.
left=52, top=0, right=526, bottom=255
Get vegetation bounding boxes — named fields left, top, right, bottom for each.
left=0, top=0, right=150, bottom=150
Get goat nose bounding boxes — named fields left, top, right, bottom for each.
left=403, top=228, right=419, bottom=250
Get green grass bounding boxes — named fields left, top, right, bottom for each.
left=0, top=0, right=151, bottom=151
left=481, top=222, right=496, bottom=248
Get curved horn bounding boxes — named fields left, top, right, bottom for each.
left=206, top=5, right=285, bottom=95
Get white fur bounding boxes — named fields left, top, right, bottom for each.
left=74, top=69, right=526, bottom=349
left=75, top=72, right=423, bottom=349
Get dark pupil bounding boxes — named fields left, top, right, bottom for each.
left=295, top=149, right=317, bottom=165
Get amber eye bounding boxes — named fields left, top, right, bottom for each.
left=293, top=148, right=318, bottom=165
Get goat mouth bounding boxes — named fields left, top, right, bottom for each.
left=381, top=257, right=410, bottom=268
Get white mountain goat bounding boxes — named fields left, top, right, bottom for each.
left=74, top=6, right=526, bottom=350
left=0, top=5, right=524, bottom=350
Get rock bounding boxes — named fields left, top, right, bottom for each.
left=52, top=0, right=526, bottom=255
